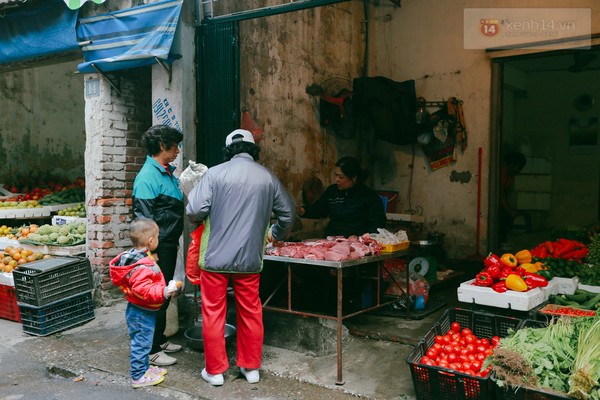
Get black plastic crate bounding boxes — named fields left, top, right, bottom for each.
left=12, top=256, right=93, bottom=306
left=406, top=307, right=526, bottom=400
left=495, top=385, right=571, bottom=400
left=18, top=291, right=95, bottom=336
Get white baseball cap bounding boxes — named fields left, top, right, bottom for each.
left=225, top=129, right=255, bottom=146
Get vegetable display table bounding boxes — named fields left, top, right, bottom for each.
left=262, top=250, right=409, bottom=385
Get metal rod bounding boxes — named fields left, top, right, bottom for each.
left=336, top=268, right=344, bottom=385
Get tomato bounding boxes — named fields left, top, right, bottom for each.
left=464, top=334, right=476, bottom=345
left=475, top=353, right=486, bottom=362
left=479, top=338, right=491, bottom=348
left=461, top=328, right=473, bottom=337
left=426, top=348, right=438, bottom=358
left=471, top=360, right=482, bottom=372
left=447, top=353, right=458, bottom=363
left=484, top=348, right=494, bottom=357
left=424, top=359, right=436, bottom=366
left=420, top=356, right=431, bottom=364
left=451, top=333, right=461, bottom=343
left=451, top=322, right=461, bottom=333
left=459, top=354, right=469, bottom=363
left=442, top=334, right=452, bottom=344
left=444, top=345, right=454, bottom=354
left=465, top=344, right=476, bottom=355
left=491, top=336, right=501, bottom=347
left=434, top=335, right=445, bottom=345
left=437, top=360, right=449, bottom=369
left=476, top=344, right=487, bottom=354
left=463, top=369, right=475, bottom=376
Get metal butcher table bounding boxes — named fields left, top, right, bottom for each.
left=262, top=250, right=409, bottom=385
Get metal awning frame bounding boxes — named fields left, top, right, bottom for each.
left=200, top=0, right=351, bottom=25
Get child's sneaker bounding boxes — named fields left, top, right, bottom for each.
left=148, top=365, right=168, bottom=376
left=132, top=370, right=165, bottom=388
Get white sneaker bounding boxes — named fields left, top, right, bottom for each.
left=201, top=368, right=224, bottom=386
left=149, top=351, right=177, bottom=366
left=240, top=367, right=260, bottom=384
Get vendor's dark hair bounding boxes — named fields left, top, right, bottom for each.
left=141, top=125, right=183, bottom=156
left=336, top=156, right=367, bottom=182
left=224, top=142, right=260, bottom=161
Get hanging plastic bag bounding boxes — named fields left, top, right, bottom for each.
left=186, top=224, right=204, bottom=285
left=179, top=160, right=208, bottom=197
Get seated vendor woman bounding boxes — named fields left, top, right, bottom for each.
left=297, top=156, right=387, bottom=237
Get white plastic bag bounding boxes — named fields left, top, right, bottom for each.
left=179, top=160, right=208, bottom=197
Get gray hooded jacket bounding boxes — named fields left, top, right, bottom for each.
left=186, top=153, right=295, bottom=273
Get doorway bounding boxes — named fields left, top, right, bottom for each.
left=492, top=47, right=600, bottom=252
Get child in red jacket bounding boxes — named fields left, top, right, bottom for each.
left=110, top=218, right=181, bottom=388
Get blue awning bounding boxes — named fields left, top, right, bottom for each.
left=0, top=0, right=79, bottom=66
left=76, top=0, right=183, bottom=74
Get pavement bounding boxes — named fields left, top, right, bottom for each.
left=0, top=276, right=468, bottom=400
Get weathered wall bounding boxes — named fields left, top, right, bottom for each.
left=0, top=61, right=85, bottom=185
left=366, top=0, right=600, bottom=257
left=239, top=2, right=367, bottom=238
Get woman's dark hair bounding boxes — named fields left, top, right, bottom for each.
left=224, top=142, right=260, bottom=161
left=141, top=125, right=183, bottom=156
left=336, top=156, right=367, bottom=182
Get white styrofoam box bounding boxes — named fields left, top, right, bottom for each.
left=513, top=175, right=553, bottom=192
left=0, top=272, right=13, bottom=286
left=457, top=278, right=546, bottom=311
left=0, top=207, right=51, bottom=219
left=44, top=244, right=86, bottom=256
left=543, top=277, right=579, bottom=300
left=52, top=216, right=86, bottom=226
left=578, top=283, right=600, bottom=293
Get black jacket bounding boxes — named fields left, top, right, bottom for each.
left=302, top=183, right=386, bottom=237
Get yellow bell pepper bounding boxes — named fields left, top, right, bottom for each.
left=515, top=249, right=532, bottom=264
left=506, top=274, right=528, bottom=292
left=521, top=263, right=540, bottom=273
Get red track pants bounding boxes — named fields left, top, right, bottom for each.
left=200, top=270, right=263, bottom=374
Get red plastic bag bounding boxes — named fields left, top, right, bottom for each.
left=186, top=224, right=204, bottom=285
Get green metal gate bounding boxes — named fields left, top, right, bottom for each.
left=196, top=21, right=240, bottom=168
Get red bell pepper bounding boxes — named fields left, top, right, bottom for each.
left=554, top=239, right=575, bottom=258
left=492, top=281, right=507, bottom=293
left=513, top=266, right=526, bottom=277
left=484, top=253, right=502, bottom=268
left=475, top=271, right=494, bottom=287
left=499, top=267, right=514, bottom=279
left=523, top=272, right=548, bottom=288
left=485, top=264, right=502, bottom=279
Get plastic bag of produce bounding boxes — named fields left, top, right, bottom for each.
left=179, top=160, right=208, bottom=197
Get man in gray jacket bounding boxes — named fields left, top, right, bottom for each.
left=186, top=129, right=295, bottom=386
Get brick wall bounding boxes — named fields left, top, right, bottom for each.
left=83, top=69, right=151, bottom=305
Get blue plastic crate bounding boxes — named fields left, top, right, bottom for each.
left=18, top=291, right=95, bottom=336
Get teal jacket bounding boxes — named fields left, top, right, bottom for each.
left=132, top=155, right=184, bottom=245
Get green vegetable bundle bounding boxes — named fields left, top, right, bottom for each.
left=486, top=317, right=599, bottom=397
